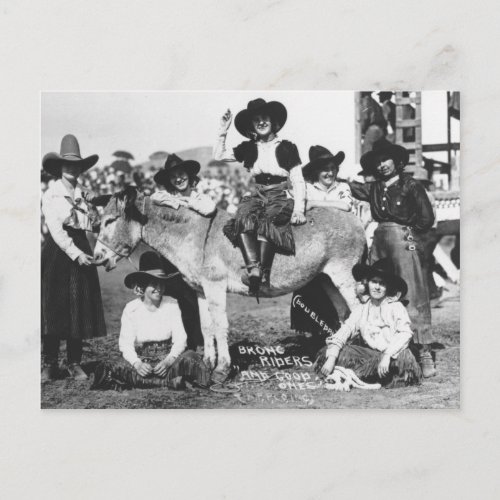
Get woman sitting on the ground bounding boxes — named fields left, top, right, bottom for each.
left=151, top=153, right=216, bottom=216
left=315, top=259, right=422, bottom=388
left=290, top=146, right=353, bottom=337
left=91, top=252, right=211, bottom=391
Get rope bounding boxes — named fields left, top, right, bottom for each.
left=210, top=383, right=241, bottom=394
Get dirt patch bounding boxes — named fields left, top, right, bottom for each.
left=41, top=258, right=460, bottom=409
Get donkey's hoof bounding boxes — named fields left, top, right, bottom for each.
left=203, top=354, right=216, bottom=371
left=211, top=367, right=231, bottom=384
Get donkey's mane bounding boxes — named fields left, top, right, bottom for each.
left=111, top=185, right=194, bottom=225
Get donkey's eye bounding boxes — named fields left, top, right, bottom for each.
left=104, top=216, right=118, bottom=227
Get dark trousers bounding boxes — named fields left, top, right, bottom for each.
left=42, top=337, right=82, bottom=365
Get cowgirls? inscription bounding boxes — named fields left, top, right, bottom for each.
left=291, top=294, right=337, bottom=337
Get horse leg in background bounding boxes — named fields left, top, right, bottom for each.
left=322, top=262, right=359, bottom=315
left=318, top=274, right=350, bottom=323
left=197, top=294, right=216, bottom=370
left=202, top=279, right=231, bottom=381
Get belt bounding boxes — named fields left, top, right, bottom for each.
left=255, top=174, right=287, bottom=186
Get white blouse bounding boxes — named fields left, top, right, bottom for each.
left=306, top=181, right=354, bottom=210
left=41, top=179, right=93, bottom=261
left=118, top=297, right=188, bottom=366
left=214, top=132, right=306, bottom=214
left=326, top=298, right=413, bottom=359
left=151, top=188, right=216, bottom=216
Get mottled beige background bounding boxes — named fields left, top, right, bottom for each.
left=1, top=0, right=498, bottom=498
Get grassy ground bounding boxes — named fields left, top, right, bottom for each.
left=41, top=254, right=460, bottom=409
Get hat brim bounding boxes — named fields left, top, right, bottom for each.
left=124, top=269, right=170, bottom=289
left=153, top=160, right=201, bottom=185
left=352, top=263, right=408, bottom=298
left=42, top=152, right=99, bottom=177
left=302, top=152, right=345, bottom=179
left=234, top=101, right=287, bottom=138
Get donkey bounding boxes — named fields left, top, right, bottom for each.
left=93, top=186, right=366, bottom=379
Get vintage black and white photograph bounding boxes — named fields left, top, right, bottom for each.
left=40, top=91, right=460, bottom=409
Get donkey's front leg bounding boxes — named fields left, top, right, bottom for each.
left=202, top=279, right=231, bottom=379
left=197, top=294, right=216, bottom=370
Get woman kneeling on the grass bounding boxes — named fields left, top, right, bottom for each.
left=316, top=259, right=422, bottom=388
left=92, top=252, right=211, bottom=391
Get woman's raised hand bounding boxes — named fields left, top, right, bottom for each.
left=77, top=253, right=94, bottom=266
left=133, top=361, right=153, bottom=377
left=220, top=109, right=233, bottom=131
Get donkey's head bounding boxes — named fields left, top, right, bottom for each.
left=93, top=186, right=147, bottom=271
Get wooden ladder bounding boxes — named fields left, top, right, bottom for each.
left=394, top=92, right=423, bottom=173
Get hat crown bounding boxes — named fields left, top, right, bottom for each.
left=164, top=154, right=184, bottom=170
left=372, top=138, right=394, bottom=152
left=138, top=252, right=164, bottom=272
left=247, top=98, right=267, bottom=112
left=60, top=134, right=82, bottom=159
left=371, top=258, right=395, bottom=276
left=309, top=145, right=334, bottom=161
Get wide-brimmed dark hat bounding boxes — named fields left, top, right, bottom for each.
left=234, top=98, right=287, bottom=138
left=153, top=153, right=201, bottom=185
left=352, top=258, right=408, bottom=298
left=302, top=145, right=345, bottom=181
left=124, top=252, right=179, bottom=289
left=359, top=138, right=410, bottom=177
left=42, top=134, right=99, bottom=177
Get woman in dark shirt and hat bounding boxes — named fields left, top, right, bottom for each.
left=41, top=134, right=108, bottom=381
left=350, top=138, right=437, bottom=377
left=214, top=98, right=307, bottom=298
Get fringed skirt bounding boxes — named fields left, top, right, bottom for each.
left=223, top=182, right=295, bottom=255
left=41, top=228, right=106, bottom=340
left=315, top=344, right=422, bottom=388
left=124, top=343, right=211, bottom=388
left=370, top=222, right=434, bottom=345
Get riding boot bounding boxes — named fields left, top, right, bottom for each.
left=260, top=240, right=276, bottom=288
left=237, top=232, right=262, bottom=296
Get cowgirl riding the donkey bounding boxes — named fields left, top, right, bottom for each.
left=214, top=98, right=307, bottom=298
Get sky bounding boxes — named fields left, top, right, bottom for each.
left=41, top=91, right=458, bottom=179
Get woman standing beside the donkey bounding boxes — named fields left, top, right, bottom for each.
left=350, top=138, right=437, bottom=377
left=213, top=98, right=307, bottom=297
left=41, top=135, right=107, bottom=381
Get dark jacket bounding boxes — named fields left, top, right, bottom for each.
left=233, top=139, right=301, bottom=172
left=350, top=175, right=435, bottom=232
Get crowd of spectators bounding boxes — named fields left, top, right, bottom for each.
left=40, top=161, right=252, bottom=240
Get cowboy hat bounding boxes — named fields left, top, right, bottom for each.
left=352, top=258, right=408, bottom=298
left=153, top=154, right=201, bottom=185
left=124, top=251, right=179, bottom=290
left=302, top=145, right=345, bottom=181
left=359, top=138, right=410, bottom=177
left=42, top=134, right=99, bottom=177
left=234, top=98, right=287, bottom=138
